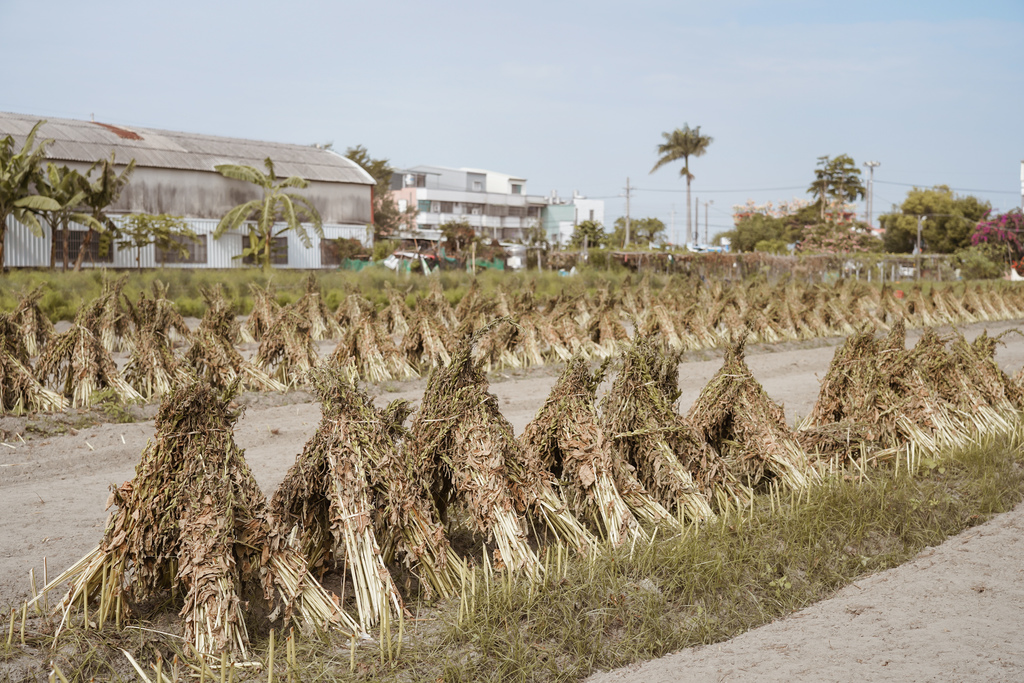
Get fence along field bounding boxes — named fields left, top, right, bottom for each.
left=1, top=272, right=1024, bottom=679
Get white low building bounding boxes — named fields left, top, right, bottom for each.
left=1, top=111, right=375, bottom=269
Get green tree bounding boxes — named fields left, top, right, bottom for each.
left=114, top=213, right=196, bottom=268
left=650, top=123, right=713, bottom=247
left=212, top=158, right=323, bottom=272
left=610, top=217, right=665, bottom=248
left=37, top=164, right=104, bottom=271
left=807, top=155, right=865, bottom=220
left=440, top=219, right=477, bottom=254
left=569, top=220, right=606, bottom=249
left=0, top=120, right=59, bottom=270
left=344, top=145, right=416, bottom=236
left=878, top=186, right=990, bottom=253
left=73, top=154, right=136, bottom=271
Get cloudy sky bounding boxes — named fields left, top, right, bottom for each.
left=2, top=0, right=1021, bottom=243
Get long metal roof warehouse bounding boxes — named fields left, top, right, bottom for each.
left=1, top=111, right=375, bottom=269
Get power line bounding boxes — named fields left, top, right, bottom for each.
left=874, top=180, right=1019, bottom=195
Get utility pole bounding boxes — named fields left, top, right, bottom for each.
left=704, top=199, right=713, bottom=244
left=864, top=161, right=880, bottom=229
left=624, top=177, right=632, bottom=248
left=670, top=204, right=676, bottom=247
left=916, top=215, right=924, bottom=281
left=694, top=197, right=699, bottom=247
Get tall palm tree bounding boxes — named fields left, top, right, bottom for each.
left=212, top=158, right=323, bottom=272
left=650, top=124, right=713, bottom=247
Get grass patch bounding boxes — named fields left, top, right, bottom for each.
left=8, top=426, right=1020, bottom=681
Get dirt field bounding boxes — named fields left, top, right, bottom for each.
left=2, top=320, right=1023, bottom=681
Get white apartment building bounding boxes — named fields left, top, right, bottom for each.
left=391, top=165, right=546, bottom=242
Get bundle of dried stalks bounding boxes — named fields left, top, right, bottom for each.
left=601, top=336, right=715, bottom=520
left=423, top=278, right=459, bottom=330
left=403, top=298, right=457, bottom=369
left=184, top=286, right=286, bottom=393
left=520, top=356, right=653, bottom=544
left=36, top=299, right=142, bottom=408
left=688, top=338, right=813, bottom=492
left=92, top=275, right=134, bottom=354
left=122, top=286, right=190, bottom=401
left=332, top=294, right=417, bottom=383
left=253, top=305, right=319, bottom=386
left=34, top=379, right=354, bottom=659
left=799, top=320, right=958, bottom=457
left=240, top=282, right=280, bottom=343
left=381, top=283, right=413, bottom=338
left=585, top=289, right=628, bottom=358
left=294, top=273, right=341, bottom=340
left=409, top=327, right=553, bottom=572
left=271, top=368, right=465, bottom=627
left=11, top=286, right=54, bottom=357
left=0, top=313, right=66, bottom=413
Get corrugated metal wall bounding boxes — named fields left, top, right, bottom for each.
left=3, top=215, right=372, bottom=270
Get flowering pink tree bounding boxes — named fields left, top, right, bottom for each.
left=971, top=209, right=1023, bottom=272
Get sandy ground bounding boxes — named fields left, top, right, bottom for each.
left=2, top=320, right=1023, bottom=681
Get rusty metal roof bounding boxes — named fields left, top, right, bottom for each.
left=0, top=111, right=375, bottom=185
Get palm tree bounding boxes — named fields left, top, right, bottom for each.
left=650, top=124, right=713, bottom=247
left=212, top=158, right=323, bottom=272
left=0, top=120, right=59, bottom=270
left=73, top=154, right=136, bottom=271
left=37, top=164, right=104, bottom=271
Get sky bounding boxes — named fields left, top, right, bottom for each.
left=2, top=0, right=1022, bottom=245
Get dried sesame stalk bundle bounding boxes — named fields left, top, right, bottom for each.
left=34, top=378, right=354, bottom=659
left=35, top=298, right=142, bottom=408
left=252, top=304, right=319, bottom=387
left=11, top=285, right=55, bottom=357
left=185, top=285, right=286, bottom=393
left=240, top=281, right=280, bottom=343
left=0, top=312, right=66, bottom=413
left=585, top=288, right=628, bottom=359
left=403, top=297, right=457, bottom=370
left=271, top=367, right=465, bottom=627
left=293, top=273, right=341, bottom=340
left=332, top=293, right=418, bottom=383
left=688, top=338, right=814, bottom=492
left=410, top=324, right=590, bottom=572
left=381, top=282, right=413, bottom=338
left=93, top=274, right=135, bottom=354
left=122, top=284, right=190, bottom=400
left=521, top=355, right=657, bottom=544
left=602, top=335, right=717, bottom=520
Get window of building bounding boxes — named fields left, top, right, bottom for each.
left=589, top=209, right=595, bottom=221
left=431, top=201, right=441, bottom=213
left=527, top=206, right=542, bottom=218
left=397, top=199, right=408, bottom=212
left=472, top=181, right=483, bottom=191
left=242, top=235, right=288, bottom=265
left=439, top=201, right=454, bottom=213
left=511, top=183, right=523, bottom=195
left=467, top=203, right=483, bottom=215
left=320, top=240, right=342, bottom=267
left=486, top=205, right=508, bottom=217
left=53, top=229, right=114, bottom=264
left=156, top=234, right=207, bottom=265
left=418, top=200, right=432, bottom=213
left=507, top=206, right=526, bottom=217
